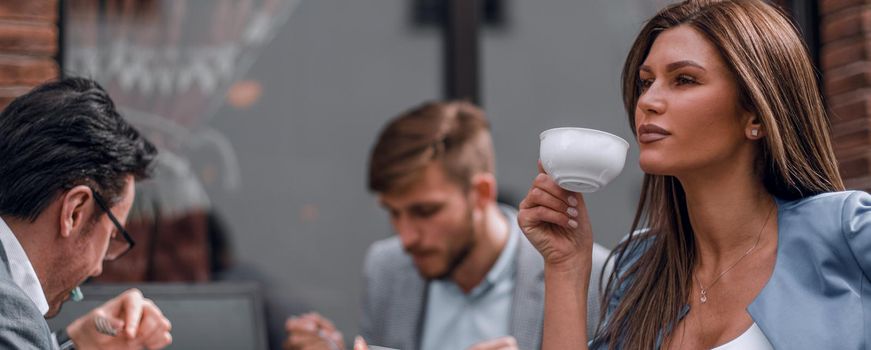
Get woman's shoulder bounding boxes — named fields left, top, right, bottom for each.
left=777, top=190, right=870, bottom=270
left=778, top=190, right=868, bottom=211
left=595, top=230, right=659, bottom=337
left=605, top=230, right=658, bottom=295
left=778, top=190, right=869, bottom=231
left=612, top=229, right=657, bottom=268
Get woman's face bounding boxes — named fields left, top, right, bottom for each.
left=635, top=25, right=754, bottom=177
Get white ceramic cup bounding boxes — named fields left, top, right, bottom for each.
left=539, top=127, right=630, bottom=193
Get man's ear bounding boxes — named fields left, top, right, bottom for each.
left=59, top=186, right=93, bottom=239
left=469, top=173, right=498, bottom=210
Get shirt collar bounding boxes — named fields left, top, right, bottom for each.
left=0, top=217, right=50, bottom=315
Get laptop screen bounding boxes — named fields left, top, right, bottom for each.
left=46, top=282, right=268, bottom=350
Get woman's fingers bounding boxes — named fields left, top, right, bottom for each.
left=528, top=205, right=577, bottom=229
left=519, top=169, right=582, bottom=231
left=526, top=187, right=577, bottom=219
left=520, top=174, right=578, bottom=217
left=533, top=173, right=575, bottom=205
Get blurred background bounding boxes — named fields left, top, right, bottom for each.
left=1, top=0, right=866, bottom=348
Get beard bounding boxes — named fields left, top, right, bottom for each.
left=429, top=209, right=477, bottom=281
left=432, top=237, right=474, bottom=280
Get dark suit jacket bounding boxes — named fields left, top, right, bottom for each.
left=0, top=239, right=54, bottom=349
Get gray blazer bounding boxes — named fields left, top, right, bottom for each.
left=0, top=239, right=54, bottom=349
left=360, top=206, right=610, bottom=350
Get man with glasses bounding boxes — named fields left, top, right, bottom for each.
left=0, top=77, right=172, bottom=349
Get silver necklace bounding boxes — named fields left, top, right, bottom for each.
left=694, top=205, right=774, bottom=304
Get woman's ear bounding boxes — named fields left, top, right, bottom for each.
left=744, top=113, right=765, bottom=140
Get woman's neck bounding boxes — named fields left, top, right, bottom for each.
left=677, top=163, right=776, bottom=269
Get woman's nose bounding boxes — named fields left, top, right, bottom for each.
left=636, top=84, right=665, bottom=116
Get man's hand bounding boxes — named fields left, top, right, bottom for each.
left=468, top=336, right=519, bottom=350
left=66, top=288, right=172, bottom=350
left=284, top=312, right=344, bottom=350
left=353, top=336, right=368, bottom=350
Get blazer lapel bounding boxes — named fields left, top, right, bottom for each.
left=391, top=264, right=428, bottom=350
left=510, top=236, right=545, bottom=350
left=0, top=238, right=11, bottom=280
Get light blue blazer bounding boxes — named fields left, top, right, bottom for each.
left=597, top=190, right=870, bottom=349
left=749, top=191, right=870, bottom=349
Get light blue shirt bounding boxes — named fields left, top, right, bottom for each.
left=420, top=212, right=520, bottom=350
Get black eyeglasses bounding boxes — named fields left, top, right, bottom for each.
left=91, top=191, right=135, bottom=261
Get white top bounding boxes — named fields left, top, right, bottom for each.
left=0, top=217, right=49, bottom=315
left=711, top=323, right=773, bottom=350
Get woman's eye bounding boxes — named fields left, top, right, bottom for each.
left=639, top=78, right=654, bottom=90
left=675, top=75, right=697, bottom=85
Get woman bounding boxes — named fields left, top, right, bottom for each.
left=517, top=0, right=870, bottom=349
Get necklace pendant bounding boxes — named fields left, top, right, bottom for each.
left=700, top=289, right=707, bottom=304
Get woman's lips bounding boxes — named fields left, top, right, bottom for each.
left=638, top=124, right=671, bottom=143
left=639, top=133, right=668, bottom=143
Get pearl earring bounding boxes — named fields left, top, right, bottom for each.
left=751, top=128, right=759, bottom=137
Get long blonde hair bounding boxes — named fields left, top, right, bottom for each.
left=597, top=1, right=844, bottom=348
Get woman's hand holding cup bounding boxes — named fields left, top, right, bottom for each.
left=517, top=161, right=594, bottom=273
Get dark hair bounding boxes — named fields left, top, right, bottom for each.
left=0, top=77, right=157, bottom=221
left=368, top=101, right=494, bottom=194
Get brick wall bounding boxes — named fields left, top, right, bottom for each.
left=0, top=1, right=59, bottom=110
left=821, top=0, right=871, bottom=191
